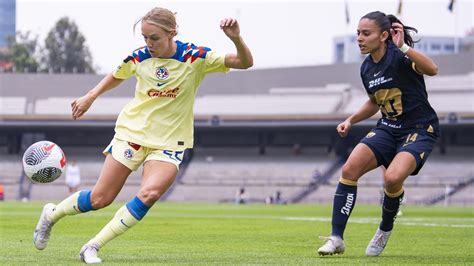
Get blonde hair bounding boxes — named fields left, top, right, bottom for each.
left=134, top=7, right=178, bottom=34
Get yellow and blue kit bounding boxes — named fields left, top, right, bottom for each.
left=112, top=40, right=229, bottom=151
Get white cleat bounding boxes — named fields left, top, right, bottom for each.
left=33, top=203, right=56, bottom=250
left=317, top=235, right=345, bottom=256
left=366, top=228, right=392, bottom=257
left=80, top=243, right=102, bottom=264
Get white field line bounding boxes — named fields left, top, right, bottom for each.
left=282, top=217, right=474, bottom=228
left=149, top=213, right=474, bottom=228
left=7, top=211, right=474, bottom=228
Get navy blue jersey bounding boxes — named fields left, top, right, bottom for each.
left=360, top=42, right=440, bottom=136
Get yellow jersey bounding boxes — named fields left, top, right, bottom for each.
left=112, top=40, right=229, bottom=150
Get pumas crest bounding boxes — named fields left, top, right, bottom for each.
left=156, top=66, right=169, bottom=80
left=366, top=132, right=376, bottom=138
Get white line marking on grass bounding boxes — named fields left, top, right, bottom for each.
left=146, top=213, right=474, bottom=228
left=283, top=217, right=474, bottom=228
left=22, top=209, right=469, bottom=228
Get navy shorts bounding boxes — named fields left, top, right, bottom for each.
left=360, top=126, right=438, bottom=175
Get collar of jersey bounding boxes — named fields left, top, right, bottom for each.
left=369, top=41, right=395, bottom=65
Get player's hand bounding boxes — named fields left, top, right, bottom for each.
left=71, top=94, right=95, bottom=120
left=336, top=120, right=352, bottom=138
left=390, top=22, right=405, bottom=49
left=220, top=18, right=240, bottom=40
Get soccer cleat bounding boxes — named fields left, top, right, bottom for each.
left=80, top=243, right=102, bottom=264
left=366, top=228, right=392, bottom=256
left=33, top=203, right=56, bottom=250
left=317, top=236, right=345, bottom=256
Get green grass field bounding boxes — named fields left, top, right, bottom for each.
left=1, top=202, right=473, bottom=265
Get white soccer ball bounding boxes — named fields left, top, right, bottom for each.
left=22, top=141, right=67, bottom=183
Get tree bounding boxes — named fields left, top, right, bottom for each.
left=0, top=32, right=39, bottom=72
left=43, top=17, right=94, bottom=73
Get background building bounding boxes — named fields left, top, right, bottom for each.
left=0, top=0, right=16, bottom=48
left=333, top=34, right=472, bottom=64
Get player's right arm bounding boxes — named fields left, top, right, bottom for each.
left=71, top=73, right=124, bottom=120
left=337, top=95, right=379, bottom=137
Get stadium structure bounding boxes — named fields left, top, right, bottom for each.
left=0, top=50, right=473, bottom=206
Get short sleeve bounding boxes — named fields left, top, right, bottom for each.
left=399, top=52, right=422, bottom=75
left=360, top=60, right=371, bottom=94
left=113, top=55, right=137, bottom=80
left=204, top=50, right=230, bottom=74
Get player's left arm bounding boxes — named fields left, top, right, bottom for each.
left=391, top=22, right=438, bottom=76
left=220, top=18, right=253, bottom=69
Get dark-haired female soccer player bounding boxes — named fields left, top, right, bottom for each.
left=33, top=7, right=252, bottom=264
left=318, top=11, right=439, bottom=257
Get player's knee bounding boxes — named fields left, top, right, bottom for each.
left=137, top=189, right=162, bottom=205
left=341, top=162, right=361, bottom=181
left=384, top=170, right=403, bottom=190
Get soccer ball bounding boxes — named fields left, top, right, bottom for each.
left=23, top=141, right=67, bottom=183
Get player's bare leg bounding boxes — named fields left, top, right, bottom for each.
left=80, top=160, right=177, bottom=264
left=34, top=155, right=130, bottom=250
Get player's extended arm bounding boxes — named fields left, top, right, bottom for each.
left=71, top=73, right=124, bottom=120
left=337, top=96, right=379, bottom=137
left=391, top=22, right=438, bottom=76
left=404, top=47, right=438, bottom=76
left=220, top=18, right=253, bottom=69
left=348, top=96, right=380, bottom=124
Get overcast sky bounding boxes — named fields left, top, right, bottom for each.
left=16, top=0, right=474, bottom=74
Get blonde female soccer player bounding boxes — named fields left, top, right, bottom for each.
left=317, top=11, right=439, bottom=257
left=33, top=7, right=253, bottom=263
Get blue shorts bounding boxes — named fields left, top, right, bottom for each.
left=360, top=126, right=438, bottom=175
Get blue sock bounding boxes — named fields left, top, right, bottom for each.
left=77, top=190, right=95, bottom=212
left=331, top=182, right=357, bottom=239
left=125, top=196, right=151, bottom=221
left=380, top=191, right=404, bottom=232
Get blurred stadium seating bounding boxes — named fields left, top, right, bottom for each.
left=0, top=97, right=26, bottom=115
left=1, top=74, right=472, bottom=122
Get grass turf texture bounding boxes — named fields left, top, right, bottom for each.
left=1, top=202, right=473, bottom=264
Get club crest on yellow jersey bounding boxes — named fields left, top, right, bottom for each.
left=155, top=66, right=169, bottom=80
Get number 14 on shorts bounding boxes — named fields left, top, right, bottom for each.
left=403, top=133, right=418, bottom=146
